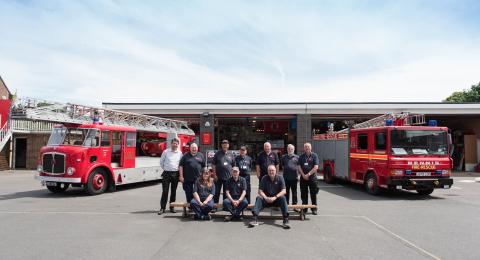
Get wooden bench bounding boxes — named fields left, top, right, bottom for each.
left=169, top=202, right=316, bottom=221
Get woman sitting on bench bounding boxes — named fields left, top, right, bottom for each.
left=190, top=167, right=215, bottom=220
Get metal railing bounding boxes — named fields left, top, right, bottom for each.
left=0, top=122, right=12, bottom=151
left=10, top=119, right=54, bottom=133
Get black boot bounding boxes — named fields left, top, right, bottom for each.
left=157, top=209, right=166, bottom=215
left=282, top=218, right=291, bottom=229
left=169, top=207, right=177, bottom=213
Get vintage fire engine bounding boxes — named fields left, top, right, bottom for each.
left=316, top=113, right=453, bottom=195
left=12, top=98, right=195, bottom=195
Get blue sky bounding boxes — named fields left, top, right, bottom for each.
left=0, top=0, right=479, bottom=105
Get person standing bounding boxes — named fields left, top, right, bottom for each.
left=235, top=145, right=253, bottom=203
left=249, top=165, right=290, bottom=229
left=191, top=167, right=216, bottom=220
left=281, top=144, right=299, bottom=206
left=179, top=143, right=205, bottom=204
left=211, top=139, right=235, bottom=209
left=223, top=167, right=248, bottom=221
left=256, top=142, right=279, bottom=180
left=298, top=143, right=319, bottom=215
left=158, top=138, right=183, bottom=215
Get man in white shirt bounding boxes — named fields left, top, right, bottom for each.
left=158, top=138, right=183, bottom=215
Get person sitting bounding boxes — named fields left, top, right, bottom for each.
left=190, top=167, right=215, bottom=220
left=223, top=167, right=248, bottom=221
left=249, top=165, right=290, bottom=229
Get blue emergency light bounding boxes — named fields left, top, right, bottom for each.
left=385, top=119, right=393, bottom=126
left=405, top=170, right=412, bottom=175
left=428, top=120, right=438, bottom=126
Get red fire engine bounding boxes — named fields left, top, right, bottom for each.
left=316, top=113, right=454, bottom=195
left=12, top=98, right=195, bottom=195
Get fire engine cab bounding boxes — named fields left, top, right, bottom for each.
left=317, top=113, right=454, bottom=195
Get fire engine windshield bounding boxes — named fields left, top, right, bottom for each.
left=47, top=128, right=100, bottom=147
left=390, top=130, right=448, bottom=156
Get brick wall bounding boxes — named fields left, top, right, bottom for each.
left=14, top=134, right=50, bottom=169
left=0, top=140, right=10, bottom=170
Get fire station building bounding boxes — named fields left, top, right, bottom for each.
left=103, top=102, right=480, bottom=172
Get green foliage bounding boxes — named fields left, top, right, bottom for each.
left=445, top=82, right=480, bottom=102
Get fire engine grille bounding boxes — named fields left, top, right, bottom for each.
left=43, top=153, right=65, bottom=174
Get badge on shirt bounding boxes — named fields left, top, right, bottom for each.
left=304, top=163, right=309, bottom=166
left=242, top=165, right=247, bottom=169
left=223, top=162, right=228, bottom=166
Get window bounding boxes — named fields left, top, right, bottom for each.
left=101, top=131, right=110, bottom=147
left=126, top=132, right=136, bottom=147
left=375, top=132, right=387, bottom=150
left=358, top=134, right=368, bottom=150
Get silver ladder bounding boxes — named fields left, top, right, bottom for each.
left=11, top=97, right=194, bottom=135
left=337, top=112, right=425, bottom=133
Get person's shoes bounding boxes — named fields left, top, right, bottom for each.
left=193, top=215, right=200, bottom=220
left=311, top=209, right=317, bottom=215
left=169, top=207, right=177, bottom=213
left=235, top=215, right=244, bottom=221
left=157, top=209, right=166, bottom=215
left=211, top=208, right=217, bottom=213
left=282, top=218, right=291, bottom=229
left=302, top=208, right=308, bottom=214
left=224, top=216, right=233, bottom=222
left=202, top=215, right=212, bottom=221
left=248, top=216, right=259, bottom=228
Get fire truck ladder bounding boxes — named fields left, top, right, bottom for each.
left=337, top=113, right=425, bottom=133
left=11, top=97, right=194, bottom=135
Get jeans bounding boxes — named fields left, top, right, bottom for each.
left=160, top=171, right=179, bottom=209
left=285, top=179, right=298, bottom=205
left=190, top=198, right=214, bottom=218
left=223, top=198, right=248, bottom=217
left=251, top=195, right=289, bottom=218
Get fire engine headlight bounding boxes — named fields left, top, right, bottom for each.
left=441, top=169, right=450, bottom=175
left=37, top=165, right=43, bottom=173
left=391, top=169, right=404, bottom=176
left=67, top=167, right=75, bottom=175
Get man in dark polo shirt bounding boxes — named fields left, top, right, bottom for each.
left=179, top=143, right=205, bottom=203
left=298, top=142, right=319, bottom=215
left=211, top=139, right=235, bottom=210
left=281, top=144, right=299, bottom=206
left=256, top=142, right=279, bottom=180
left=223, top=167, right=248, bottom=221
left=235, top=145, right=253, bottom=203
left=249, top=165, right=290, bottom=229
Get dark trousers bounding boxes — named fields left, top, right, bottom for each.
left=252, top=195, right=289, bottom=218
left=285, top=179, right=298, bottom=205
left=190, top=198, right=214, bottom=218
left=223, top=198, right=248, bottom=217
left=300, top=178, right=318, bottom=206
left=160, top=171, right=179, bottom=209
left=214, top=179, right=228, bottom=203
left=183, top=181, right=195, bottom=203
left=240, top=174, right=251, bottom=203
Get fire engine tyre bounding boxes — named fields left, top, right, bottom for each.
left=416, top=189, right=434, bottom=196
left=46, top=183, right=70, bottom=193
left=364, top=172, right=380, bottom=195
left=86, top=169, right=108, bottom=195
left=323, top=166, right=335, bottom=184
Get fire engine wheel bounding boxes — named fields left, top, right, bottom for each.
left=364, top=172, right=380, bottom=195
left=86, top=169, right=108, bottom=195
left=46, top=183, right=70, bottom=193
left=323, top=166, right=335, bottom=184
left=416, top=189, right=434, bottom=196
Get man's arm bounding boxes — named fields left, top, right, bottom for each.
left=193, top=192, right=202, bottom=205
left=275, top=188, right=287, bottom=199
left=255, top=165, right=260, bottom=179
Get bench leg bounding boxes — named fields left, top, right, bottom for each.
left=182, top=207, right=187, bottom=218
left=299, top=211, right=306, bottom=221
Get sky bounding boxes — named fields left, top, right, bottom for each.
left=0, top=0, right=479, bottom=105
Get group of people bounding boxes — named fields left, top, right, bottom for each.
left=158, top=138, right=320, bottom=229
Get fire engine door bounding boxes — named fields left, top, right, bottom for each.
left=111, top=131, right=123, bottom=168
left=353, top=132, right=370, bottom=181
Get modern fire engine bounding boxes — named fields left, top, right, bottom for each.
left=12, top=98, right=195, bottom=195
left=316, top=113, right=454, bottom=195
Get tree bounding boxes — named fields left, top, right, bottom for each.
left=444, top=82, right=480, bottom=102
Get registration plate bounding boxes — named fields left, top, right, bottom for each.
left=416, top=172, right=431, bottom=177
left=45, top=181, right=57, bottom=186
